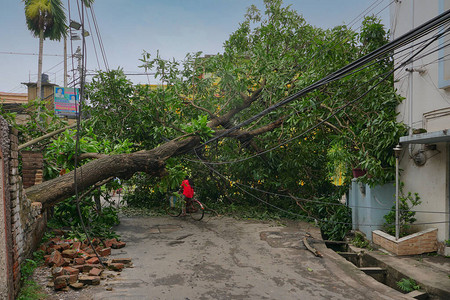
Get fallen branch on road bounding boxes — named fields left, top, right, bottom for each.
left=303, top=237, right=323, bottom=258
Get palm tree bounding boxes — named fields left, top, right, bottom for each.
left=23, top=0, right=66, bottom=100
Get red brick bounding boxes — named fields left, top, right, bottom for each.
left=112, top=241, right=126, bottom=249
left=63, top=266, right=79, bottom=276
left=78, top=275, right=101, bottom=285
left=47, top=237, right=61, bottom=245
left=54, top=275, right=69, bottom=290
left=68, top=274, right=78, bottom=284
left=73, top=265, right=85, bottom=272
left=108, top=263, right=124, bottom=272
left=77, top=250, right=89, bottom=259
left=70, top=282, right=84, bottom=289
left=62, top=249, right=78, bottom=259
left=86, top=257, right=99, bottom=264
left=89, top=267, right=103, bottom=276
left=51, top=267, right=64, bottom=278
left=83, top=264, right=103, bottom=273
left=47, top=250, right=65, bottom=267
left=104, top=238, right=117, bottom=248
left=60, top=243, right=70, bottom=250
left=63, top=258, right=71, bottom=266
left=72, top=241, right=82, bottom=251
left=98, top=247, right=111, bottom=257
left=73, top=257, right=85, bottom=265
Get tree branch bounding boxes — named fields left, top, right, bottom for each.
left=19, top=123, right=77, bottom=150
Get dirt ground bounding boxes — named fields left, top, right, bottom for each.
left=33, top=214, right=393, bottom=300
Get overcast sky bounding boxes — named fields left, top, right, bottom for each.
left=0, top=0, right=391, bottom=93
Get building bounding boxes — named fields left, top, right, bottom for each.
left=392, top=0, right=450, bottom=252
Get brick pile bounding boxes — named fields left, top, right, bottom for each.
left=39, top=236, right=131, bottom=291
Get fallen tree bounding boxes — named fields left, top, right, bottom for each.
left=22, top=0, right=404, bottom=217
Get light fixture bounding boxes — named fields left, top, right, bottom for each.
left=71, top=33, right=81, bottom=41
left=393, top=144, right=402, bottom=158
left=82, top=30, right=90, bottom=37
left=69, top=20, right=81, bottom=30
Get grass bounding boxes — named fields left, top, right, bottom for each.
left=17, top=251, right=46, bottom=300
left=17, top=280, right=47, bottom=300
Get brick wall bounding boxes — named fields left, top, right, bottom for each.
left=372, top=228, right=438, bottom=255
left=0, top=116, right=48, bottom=298
left=21, top=151, right=43, bottom=188
left=0, top=117, right=14, bottom=299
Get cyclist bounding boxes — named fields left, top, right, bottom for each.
left=179, top=177, right=194, bottom=216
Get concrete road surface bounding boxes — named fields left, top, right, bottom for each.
left=75, top=215, right=407, bottom=300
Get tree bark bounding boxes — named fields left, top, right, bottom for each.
left=25, top=135, right=200, bottom=209
left=18, top=124, right=77, bottom=150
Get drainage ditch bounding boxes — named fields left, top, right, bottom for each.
left=326, top=242, right=433, bottom=299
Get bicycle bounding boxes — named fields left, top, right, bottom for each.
left=166, top=193, right=205, bottom=221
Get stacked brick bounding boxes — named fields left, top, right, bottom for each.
left=21, top=151, right=43, bottom=188
left=40, top=236, right=130, bottom=291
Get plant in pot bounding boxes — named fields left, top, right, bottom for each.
left=327, top=140, right=365, bottom=185
left=382, top=182, right=421, bottom=237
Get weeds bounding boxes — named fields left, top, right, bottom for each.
left=396, top=278, right=420, bottom=293
left=351, top=232, right=372, bottom=250
left=17, top=250, right=46, bottom=300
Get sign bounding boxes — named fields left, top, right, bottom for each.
left=54, top=87, right=79, bottom=117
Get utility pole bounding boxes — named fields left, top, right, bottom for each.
left=73, top=46, right=82, bottom=83
left=64, top=35, right=68, bottom=87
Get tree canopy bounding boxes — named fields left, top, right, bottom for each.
left=16, top=0, right=405, bottom=239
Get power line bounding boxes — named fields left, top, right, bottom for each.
left=194, top=149, right=450, bottom=227
left=197, top=9, right=450, bottom=150
left=187, top=29, right=450, bottom=166
left=0, top=51, right=64, bottom=57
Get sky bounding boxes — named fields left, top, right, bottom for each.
left=0, top=0, right=391, bottom=93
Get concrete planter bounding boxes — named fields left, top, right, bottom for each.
left=372, top=228, right=438, bottom=256
left=444, top=247, right=450, bottom=257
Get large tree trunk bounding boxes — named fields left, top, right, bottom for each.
left=25, top=136, right=200, bottom=209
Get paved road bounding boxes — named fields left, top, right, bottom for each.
left=81, top=215, right=404, bottom=300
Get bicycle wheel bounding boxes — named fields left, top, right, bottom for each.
left=188, top=199, right=204, bottom=221
left=166, top=195, right=182, bottom=217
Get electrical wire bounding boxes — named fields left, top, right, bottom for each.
left=0, top=51, right=64, bottom=57
left=196, top=10, right=450, bottom=150
left=84, top=4, right=101, bottom=70
left=194, top=149, right=450, bottom=227
left=187, top=28, right=450, bottom=167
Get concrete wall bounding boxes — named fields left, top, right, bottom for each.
left=0, top=116, right=48, bottom=298
left=349, top=180, right=395, bottom=241
left=391, top=0, right=450, bottom=243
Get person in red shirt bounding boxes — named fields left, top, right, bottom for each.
left=179, top=177, right=194, bottom=216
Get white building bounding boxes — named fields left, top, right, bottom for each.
left=392, top=0, right=450, bottom=251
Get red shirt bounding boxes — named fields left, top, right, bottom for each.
left=181, top=180, right=194, bottom=198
